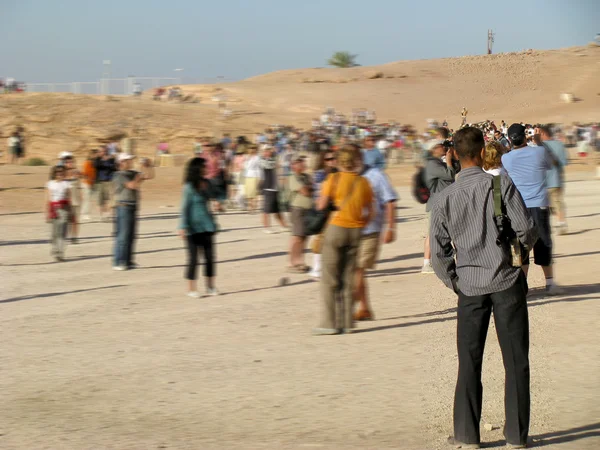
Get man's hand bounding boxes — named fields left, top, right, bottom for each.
left=178, top=229, right=186, bottom=240
left=383, top=228, right=396, bottom=244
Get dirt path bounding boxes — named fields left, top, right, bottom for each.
left=1, top=169, right=599, bottom=449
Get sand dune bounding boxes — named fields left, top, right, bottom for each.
left=0, top=45, right=598, bottom=160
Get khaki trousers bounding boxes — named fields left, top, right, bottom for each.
left=319, top=224, right=361, bottom=330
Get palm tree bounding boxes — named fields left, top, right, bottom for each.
left=327, top=51, right=359, bottom=68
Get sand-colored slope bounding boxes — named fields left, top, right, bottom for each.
left=0, top=45, right=598, bottom=160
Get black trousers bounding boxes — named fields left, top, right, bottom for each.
left=186, top=232, right=215, bottom=280
left=454, top=271, right=530, bottom=446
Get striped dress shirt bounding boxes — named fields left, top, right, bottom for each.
left=430, top=166, right=537, bottom=296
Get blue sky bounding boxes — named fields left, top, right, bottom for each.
left=1, top=0, right=598, bottom=83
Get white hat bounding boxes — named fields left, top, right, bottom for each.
left=118, top=153, right=136, bottom=162
left=426, top=140, right=445, bottom=151
left=59, top=151, right=73, bottom=159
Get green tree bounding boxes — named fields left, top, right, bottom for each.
left=327, top=51, right=359, bottom=68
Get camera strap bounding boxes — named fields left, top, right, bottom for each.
left=493, top=175, right=506, bottom=243
left=493, top=175, right=503, bottom=219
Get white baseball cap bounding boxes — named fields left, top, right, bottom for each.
left=118, top=153, right=136, bottom=162
left=58, top=151, right=73, bottom=159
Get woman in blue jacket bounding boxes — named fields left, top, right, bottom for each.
left=178, top=157, right=219, bottom=297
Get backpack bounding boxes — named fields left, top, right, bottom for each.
left=412, top=167, right=430, bottom=204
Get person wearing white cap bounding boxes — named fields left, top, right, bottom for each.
left=112, top=153, right=154, bottom=270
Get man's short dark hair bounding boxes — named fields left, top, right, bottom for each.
left=453, top=127, right=485, bottom=161
left=538, top=125, right=553, bottom=138
left=437, top=127, right=450, bottom=139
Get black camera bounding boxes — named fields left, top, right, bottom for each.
left=442, top=139, right=454, bottom=150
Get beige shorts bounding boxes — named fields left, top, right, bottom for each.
left=357, top=233, right=381, bottom=269
left=245, top=177, right=259, bottom=199
left=548, top=187, right=564, bottom=214
left=97, top=181, right=112, bottom=206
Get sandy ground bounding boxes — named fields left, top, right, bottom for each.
left=1, top=163, right=600, bottom=450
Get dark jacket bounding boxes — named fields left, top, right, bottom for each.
left=425, top=156, right=455, bottom=212
left=95, top=157, right=116, bottom=182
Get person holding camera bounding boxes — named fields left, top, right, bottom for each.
left=112, top=154, right=154, bottom=271
left=421, top=134, right=456, bottom=274
left=429, top=127, right=537, bottom=449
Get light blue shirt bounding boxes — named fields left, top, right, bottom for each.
left=502, top=146, right=552, bottom=208
left=362, top=167, right=398, bottom=235
left=362, top=147, right=386, bottom=170
left=543, top=140, right=568, bottom=189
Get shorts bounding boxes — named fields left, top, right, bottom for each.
left=522, top=207, right=552, bottom=267
left=291, top=207, right=307, bottom=237
left=357, top=233, right=381, bottom=269
left=263, top=190, right=280, bottom=214
left=547, top=187, right=564, bottom=214
left=97, top=181, right=112, bottom=207
left=245, top=177, right=259, bottom=199
left=209, top=178, right=227, bottom=202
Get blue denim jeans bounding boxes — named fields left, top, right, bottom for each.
left=113, top=205, right=137, bottom=267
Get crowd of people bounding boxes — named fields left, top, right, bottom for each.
left=43, top=145, right=154, bottom=265
left=3, top=107, right=598, bottom=449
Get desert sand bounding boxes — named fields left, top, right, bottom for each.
left=1, top=45, right=598, bottom=162
left=1, top=45, right=600, bottom=450
left=1, top=160, right=600, bottom=449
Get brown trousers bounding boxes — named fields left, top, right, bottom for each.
left=319, top=224, right=361, bottom=330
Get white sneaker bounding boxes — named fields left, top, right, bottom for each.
left=309, top=270, right=321, bottom=279
left=206, top=287, right=220, bottom=296
left=187, top=291, right=201, bottom=298
left=279, top=227, right=290, bottom=233
left=82, top=215, right=91, bottom=221
left=113, top=265, right=127, bottom=271
left=421, top=262, right=435, bottom=274
left=263, top=228, right=275, bottom=234
left=545, top=284, right=563, bottom=296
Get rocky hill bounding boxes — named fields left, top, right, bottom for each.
left=1, top=45, right=598, bottom=161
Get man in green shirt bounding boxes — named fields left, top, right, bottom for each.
left=288, top=156, right=313, bottom=272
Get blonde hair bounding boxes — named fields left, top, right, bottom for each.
left=483, top=141, right=507, bottom=171
left=337, top=145, right=361, bottom=171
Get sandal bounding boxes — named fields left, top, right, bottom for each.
left=287, top=264, right=310, bottom=274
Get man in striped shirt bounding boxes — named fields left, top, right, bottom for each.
left=430, top=127, right=537, bottom=449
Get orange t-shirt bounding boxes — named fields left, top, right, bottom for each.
left=322, top=172, right=373, bottom=228
left=81, top=159, right=97, bottom=186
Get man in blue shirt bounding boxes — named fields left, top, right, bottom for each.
left=539, top=125, right=569, bottom=234
left=362, top=136, right=386, bottom=170
left=502, top=124, right=559, bottom=294
left=353, top=161, right=397, bottom=320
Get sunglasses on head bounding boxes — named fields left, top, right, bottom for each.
left=325, top=157, right=335, bottom=161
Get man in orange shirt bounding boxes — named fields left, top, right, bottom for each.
left=81, top=149, right=98, bottom=220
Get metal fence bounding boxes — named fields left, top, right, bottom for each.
left=24, top=77, right=180, bottom=96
